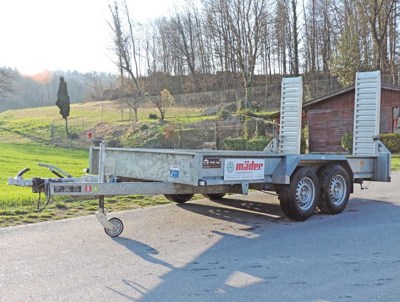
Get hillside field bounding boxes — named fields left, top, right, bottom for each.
left=0, top=101, right=211, bottom=145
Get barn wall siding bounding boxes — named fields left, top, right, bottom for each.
left=304, top=87, right=400, bottom=153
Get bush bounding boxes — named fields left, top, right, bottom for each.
left=149, top=113, right=158, bottom=120
left=107, top=139, right=122, bottom=147
left=246, top=136, right=270, bottom=151
left=380, top=133, right=400, bottom=153
left=341, top=132, right=353, bottom=154
left=69, top=132, right=80, bottom=140
left=224, top=137, right=247, bottom=150
left=301, top=126, right=309, bottom=154
left=340, top=132, right=400, bottom=154
left=218, top=109, right=231, bottom=120
left=140, top=124, right=149, bottom=131
left=221, top=102, right=237, bottom=113
left=224, top=136, right=272, bottom=151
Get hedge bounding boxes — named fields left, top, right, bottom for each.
left=380, top=133, right=400, bottom=153
left=340, top=132, right=400, bottom=154
left=224, top=137, right=247, bottom=150
left=224, top=136, right=272, bottom=151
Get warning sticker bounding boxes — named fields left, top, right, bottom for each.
left=170, top=165, right=180, bottom=178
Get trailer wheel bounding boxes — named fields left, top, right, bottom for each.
left=202, top=193, right=226, bottom=200
left=104, top=217, right=124, bottom=237
left=318, top=164, right=350, bottom=214
left=278, top=167, right=320, bottom=221
left=164, top=194, right=194, bottom=203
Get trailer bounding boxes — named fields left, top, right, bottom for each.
left=8, top=71, right=391, bottom=237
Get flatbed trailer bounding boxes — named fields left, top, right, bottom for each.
left=8, top=71, right=391, bottom=237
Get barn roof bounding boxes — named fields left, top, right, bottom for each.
left=303, top=83, right=400, bottom=109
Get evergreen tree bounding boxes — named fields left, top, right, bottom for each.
left=56, top=76, right=70, bottom=137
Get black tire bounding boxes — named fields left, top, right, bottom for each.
left=164, top=194, right=194, bottom=203
left=318, top=164, right=350, bottom=214
left=278, top=167, right=320, bottom=221
left=104, top=217, right=124, bottom=237
left=202, top=193, right=226, bottom=200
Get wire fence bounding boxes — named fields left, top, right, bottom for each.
left=49, top=114, right=278, bottom=150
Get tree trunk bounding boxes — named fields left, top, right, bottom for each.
left=65, top=117, right=69, bottom=138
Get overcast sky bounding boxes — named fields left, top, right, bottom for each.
left=0, top=0, right=180, bottom=76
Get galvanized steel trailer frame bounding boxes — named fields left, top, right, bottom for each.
left=8, top=71, right=391, bottom=237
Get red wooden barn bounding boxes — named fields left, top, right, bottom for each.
left=303, top=84, right=400, bottom=153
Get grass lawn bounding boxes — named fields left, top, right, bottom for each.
left=0, top=143, right=173, bottom=227
left=392, top=154, right=400, bottom=171
left=0, top=102, right=208, bottom=144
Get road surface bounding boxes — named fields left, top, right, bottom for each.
left=1, top=172, right=399, bottom=302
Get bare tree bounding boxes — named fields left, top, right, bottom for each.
left=84, top=72, right=105, bottom=100
left=291, top=0, right=300, bottom=76
left=151, top=89, right=175, bottom=121
left=357, top=0, right=397, bottom=70
left=108, top=0, right=145, bottom=121
left=204, top=0, right=269, bottom=110
left=0, top=68, right=15, bottom=98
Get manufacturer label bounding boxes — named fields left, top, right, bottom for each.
left=224, top=158, right=264, bottom=181
left=203, top=157, right=222, bottom=169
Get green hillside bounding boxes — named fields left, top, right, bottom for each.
left=0, top=101, right=215, bottom=227
left=0, top=100, right=208, bottom=145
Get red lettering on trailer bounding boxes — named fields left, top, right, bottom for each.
left=235, top=160, right=263, bottom=171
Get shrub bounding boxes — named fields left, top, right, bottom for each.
left=149, top=113, right=158, bottom=120
left=244, top=118, right=256, bottom=139
left=140, top=124, right=149, bottom=131
left=221, top=102, right=237, bottom=113
left=301, top=126, right=309, bottom=154
left=340, top=132, right=400, bottom=154
left=341, top=132, right=353, bottom=154
left=246, top=136, right=270, bottom=151
left=163, top=123, right=176, bottom=139
left=218, top=109, right=231, bottom=120
left=224, top=137, right=247, bottom=150
left=107, top=139, right=122, bottom=147
left=380, top=133, right=400, bottom=153
left=69, top=132, right=80, bottom=140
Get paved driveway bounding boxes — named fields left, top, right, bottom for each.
left=1, top=172, right=399, bottom=302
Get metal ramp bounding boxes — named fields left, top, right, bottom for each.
left=278, top=77, right=303, bottom=154
left=353, top=71, right=381, bottom=156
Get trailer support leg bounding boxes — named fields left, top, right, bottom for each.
left=242, top=182, right=249, bottom=195
left=95, top=195, right=115, bottom=230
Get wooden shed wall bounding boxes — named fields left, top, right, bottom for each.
left=380, top=89, right=400, bottom=133
left=306, top=90, right=354, bottom=153
left=305, top=88, right=400, bottom=153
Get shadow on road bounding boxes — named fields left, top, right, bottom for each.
left=112, top=236, right=176, bottom=270
left=108, top=195, right=400, bottom=302
left=178, top=195, right=287, bottom=223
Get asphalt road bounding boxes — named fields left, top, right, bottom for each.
left=1, top=172, right=399, bottom=302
